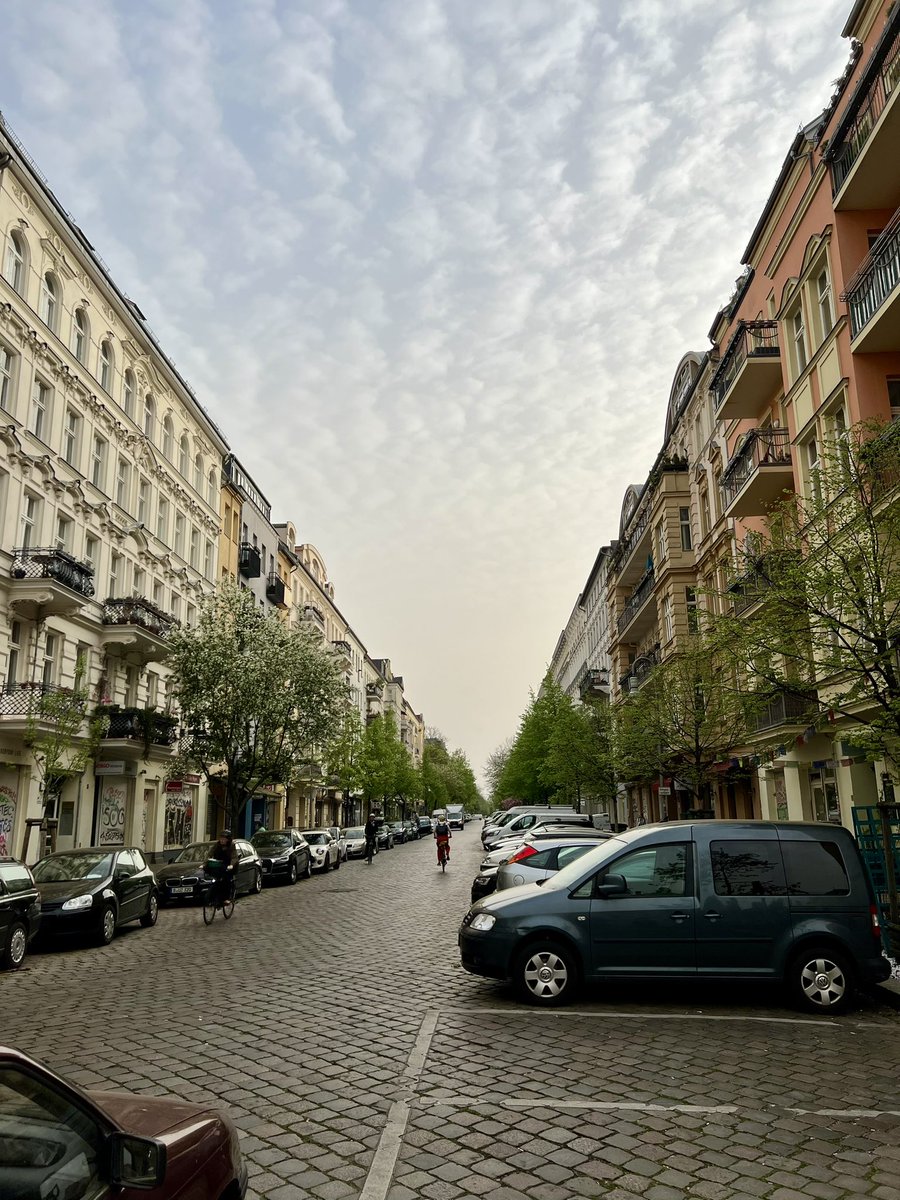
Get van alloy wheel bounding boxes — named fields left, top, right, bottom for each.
left=792, top=947, right=853, bottom=1014
left=516, top=941, right=578, bottom=1006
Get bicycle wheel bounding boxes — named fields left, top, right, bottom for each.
left=222, top=896, right=235, bottom=920
left=202, top=897, right=216, bottom=925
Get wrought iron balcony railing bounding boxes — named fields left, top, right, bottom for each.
left=304, top=603, right=325, bottom=625
left=844, top=207, right=900, bottom=340
left=10, top=547, right=95, bottom=597
left=100, top=706, right=179, bottom=746
left=103, top=596, right=175, bottom=638
left=617, top=568, right=655, bottom=635
left=750, top=687, right=817, bottom=733
left=710, top=321, right=780, bottom=411
left=0, top=682, right=87, bottom=717
left=829, top=17, right=900, bottom=195
left=721, top=428, right=792, bottom=509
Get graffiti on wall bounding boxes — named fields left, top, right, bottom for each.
left=0, top=784, right=16, bottom=857
left=98, top=786, right=126, bottom=846
left=164, top=793, right=193, bottom=848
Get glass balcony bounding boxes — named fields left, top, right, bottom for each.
left=710, top=321, right=781, bottom=420
left=721, top=428, right=793, bottom=518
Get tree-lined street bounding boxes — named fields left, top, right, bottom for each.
left=4, top=824, right=899, bottom=1200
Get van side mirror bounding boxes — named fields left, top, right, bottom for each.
left=108, top=1133, right=166, bottom=1189
left=595, top=873, right=627, bottom=898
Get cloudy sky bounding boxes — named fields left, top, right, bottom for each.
left=1, top=0, right=852, bottom=785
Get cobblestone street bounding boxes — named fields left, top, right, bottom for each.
left=4, top=825, right=900, bottom=1200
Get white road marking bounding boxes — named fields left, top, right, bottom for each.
left=359, top=1009, right=439, bottom=1200
left=789, top=1107, right=900, bottom=1118
left=416, top=1096, right=738, bottom=1114
left=446, top=1007, right=839, bottom=1027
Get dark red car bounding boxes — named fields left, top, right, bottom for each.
left=0, top=1045, right=247, bottom=1199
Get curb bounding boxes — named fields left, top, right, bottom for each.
left=874, top=977, right=900, bottom=1011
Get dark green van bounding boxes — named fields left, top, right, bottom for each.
left=458, top=820, right=890, bottom=1013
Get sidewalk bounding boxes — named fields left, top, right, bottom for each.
left=876, top=974, right=900, bottom=1009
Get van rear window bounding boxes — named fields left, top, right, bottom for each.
left=781, top=841, right=850, bottom=896
left=710, top=841, right=786, bottom=896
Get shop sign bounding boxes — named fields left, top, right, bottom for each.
left=165, top=780, right=183, bottom=793
left=98, top=785, right=126, bottom=846
left=96, top=761, right=126, bottom=776
left=184, top=773, right=201, bottom=785
left=657, top=787, right=672, bottom=797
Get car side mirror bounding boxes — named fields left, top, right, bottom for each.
left=114, top=867, right=128, bottom=881
left=595, top=873, right=627, bottom=898
left=108, top=1133, right=167, bottom=1189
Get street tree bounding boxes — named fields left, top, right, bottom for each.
left=484, top=738, right=514, bottom=805
left=421, top=735, right=482, bottom=814
left=359, top=712, right=406, bottom=815
left=166, top=581, right=346, bottom=830
left=543, top=687, right=617, bottom=813
left=326, top=706, right=365, bottom=813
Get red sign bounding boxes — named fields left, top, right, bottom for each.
left=165, top=781, right=183, bottom=793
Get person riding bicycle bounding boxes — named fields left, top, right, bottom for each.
left=210, top=829, right=238, bottom=902
left=364, top=814, right=378, bottom=863
left=434, top=813, right=451, bottom=864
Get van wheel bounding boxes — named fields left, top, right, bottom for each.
left=789, top=945, right=854, bottom=1015
left=514, top=941, right=579, bottom=1006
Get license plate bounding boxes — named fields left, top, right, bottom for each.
left=171, top=886, right=193, bottom=895
left=263, top=865, right=271, bottom=872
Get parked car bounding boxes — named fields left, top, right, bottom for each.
left=481, top=806, right=579, bottom=844
left=497, top=837, right=608, bottom=891
left=376, top=825, right=394, bottom=850
left=459, top=820, right=892, bottom=1013
left=403, top=819, right=419, bottom=841
left=388, top=821, right=408, bottom=845
left=252, top=829, right=312, bottom=884
left=327, top=827, right=348, bottom=861
left=0, top=1044, right=247, bottom=1199
left=302, top=830, right=341, bottom=871
left=480, top=826, right=606, bottom=867
left=32, top=847, right=158, bottom=946
left=471, top=866, right=500, bottom=904
left=417, top=816, right=433, bottom=838
left=483, top=814, right=592, bottom=852
left=344, top=826, right=369, bottom=858
left=157, top=839, right=262, bottom=903
left=0, top=857, right=41, bottom=970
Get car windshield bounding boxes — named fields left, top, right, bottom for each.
left=542, top=836, right=629, bottom=892
left=303, top=833, right=327, bottom=845
left=253, top=834, right=292, bottom=850
left=175, top=842, right=216, bottom=862
left=346, top=828, right=365, bottom=838
left=0, top=864, right=34, bottom=893
left=33, top=853, right=114, bottom=883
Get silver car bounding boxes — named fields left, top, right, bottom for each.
left=496, top=835, right=611, bottom=890
left=344, top=826, right=369, bottom=858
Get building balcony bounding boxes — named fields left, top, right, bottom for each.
left=844, top=206, right=900, bottom=352
left=331, top=640, right=352, bottom=672
left=710, top=321, right=781, bottom=420
left=98, top=706, right=179, bottom=758
left=0, top=682, right=87, bottom=733
left=266, top=572, right=286, bottom=607
left=829, top=16, right=900, bottom=210
left=100, top=596, right=175, bottom=663
left=238, top=542, right=261, bottom=579
left=721, top=428, right=793, bottom=518
left=578, top=668, right=610, bottom=702
left=750, top=687, right=817, bottom=734
left=303, top=603, right=325, bottom=629
left=8, top=547, right=95, bottom=618
left=617, top=568, right=657, bottom=639
left=728, top=561, right=773, bottom=617
left=619, top=648, right=660, bottom=696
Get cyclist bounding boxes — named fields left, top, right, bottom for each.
left=364, top=813, right=378, bottom=864
left=434, top=812, right=451, bottom=866
left=210, top=829, right=238, bottom=903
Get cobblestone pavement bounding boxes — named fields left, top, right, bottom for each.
left=3, top=826, right=900, bottom=1200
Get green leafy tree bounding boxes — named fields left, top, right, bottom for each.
left=166, top=581, right=346, bottom=830
left=420, top=735, right=482, bottom=814
left=359, top=713, right=403, bottom=815
left=543, top=690, right=617, bottom=813
left=326, top=706, right=365, bottom=813
left=484, top=738, right=514, bottom=805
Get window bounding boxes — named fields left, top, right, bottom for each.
left=3, top=230, right=26, bottom=293
left=556, top=844, right=593, bottom=871
left=679, top=506, right=692, bottom=551
left=152, top=581, right=164, bottom=609
left=654, top=518, right=666, bottom=564
left=147, top=672, right=159, bottom=707
left=178, top=434, right=189, bottom=478
left=99, top=340, right=113, bottom=391
left=39, top=273, right=59, bottom=330
left=138, top=477, right=151, bottom=525
left=156, top=496, right=169, bottom=542
left=124, top=666, right=138, bottom=707
left=143, top=394, right=155, bottom=441
left=123, top=369, right=135, bottom=419
left=162, top=415, right=174, bottom=461
left=29, top=378, right=50, bottom=440
left=208, top=467, right=218, bottom=507
left=781, top=840, right=849, bottom=896
left=806, top=436, right=822, bottom=503
left=133, top=567, right=145, bottom=596
left=0, top=344, right=14, bottom=412
left=55, top=514, right=72, bottom=552
left=662, top=593, right=674, bottom=642
left=792, top=307, right=808, bottom=375
left=174, top=512, right=185, bottom=557
left=20, top=493, right=40, bottom=548
left=699, top=488, right=711, bottom=538
left=194, top=453, right=203, bottom=493
left=90, top=434, right=107, bottom=489
left=190, top=526, right=200, bottom=569
left=816, top=269, right=833, bottom=340
left=7, top=621, right=22, bottom=688
left=84, top=535, right=98, bottom=568
left=890, top=378, right=900, bottom=422
left=109, top=552, right=122, bottom=596
left=711, top=840, right=786, bottom=896
left=186, top=602, right=196, bottom=627
left=171, top=594, right=182, bottom=622
left=604, top=844, right=688, bottom=897
left=42, top=631, right=60, bottom=688
left=204, top=539, right=214, bottom=579
left=686, top=586, right=699, bottom=633
left=75, top=642, right=91, bottom=685
left=63, top=407, right=80, bottom=466
left=72, top=307, right=89, bottom=363
left=115, top=458, right=131, bottom=509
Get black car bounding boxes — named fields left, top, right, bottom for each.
left=157, top=839, right=262, bottom=903
left=0, top=857, right=41, bottom=969
left=388, top=821, right=408, bottom=845
left=32, top=847, right=158, bottom=946
left=251, top=830, right=312, bottom=884
left=376, top=825, right=394, bottom=850
left=417, top=816, right=432, bottom=838
left=471, top=866, right=500, bottom=904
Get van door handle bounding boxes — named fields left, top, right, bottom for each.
left=703, top=911, right=722, bottom=921
left=669, top=913, right=690, bottom=923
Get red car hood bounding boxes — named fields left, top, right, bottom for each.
left=87, top=1090, right=222, bottom=1139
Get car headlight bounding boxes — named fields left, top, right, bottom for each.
left=62, top=894, right=94, bottom=912
left=272, top=855, right=290, bottom=864
left=469, top=912, right=496, bottom=931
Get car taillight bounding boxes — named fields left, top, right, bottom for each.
left=509, top=845, right=539, bottom=865
left=871, top=904, right=882, bottom=939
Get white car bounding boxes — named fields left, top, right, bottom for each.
left=327, top=826, right=348, bottom=861
left=301, top=830, right=341, bottom=871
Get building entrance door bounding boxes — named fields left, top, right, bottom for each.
left=810, top=769, right=840, bottom=824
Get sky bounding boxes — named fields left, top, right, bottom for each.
left=0, top=0, right=853, bottom=788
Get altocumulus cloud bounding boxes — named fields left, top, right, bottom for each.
left=0, top=0, right=850, bottom=782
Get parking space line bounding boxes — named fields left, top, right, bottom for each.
left=360, top=1009, right=439, bottom=1200
left=446, top=1007, right=839, bottom=1027
left=416, top=1096, right=738, bottom=1114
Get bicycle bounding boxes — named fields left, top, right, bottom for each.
left=202, top=864, right=235, bottom=925
left=437, top=839, right=450, bottom=872
left=365, top=838, right=377, bottom=865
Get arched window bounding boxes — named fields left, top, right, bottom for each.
left=99, top=340, right=113, bottom=392
left=193, top=452, right=203, bottom=493
left=39, top=273, right=59, bottom=331
left=178, top=434, right=189, bottom=478
left=162, top=414, right=174, bottom=461
left=207, top=467, right=218, bottom=507
left=3, top=230, right=26, bottom=294
left=72, top=308, right=89, bottom=364
left=143, top=393, right=155, bottom=441
left=123, top=369, right=135, bottom=418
